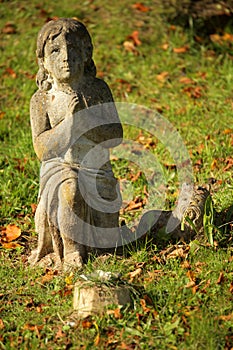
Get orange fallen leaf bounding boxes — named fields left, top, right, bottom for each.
left=123, top=40, right=138, bottom=54
left=0, top=319, right=4, bottom=330
left=132, top=3, right=150, bottom=12
left=107, top=307, right=122, bottom=319
left=223, top=157, right=233, bottom=172
left=217, top=271, right=224, bottom=285
left=156, top=71, right=169, bottom=83
left=2, top=242, right=22, bottom=249
left=179, top=77, right=194, bottom=85
left=1, top=224, right=21, bottom=242
left=82, top=319, right=93, bottom=329
left=229, top=282, right=233, bottom=294
left=128, top=267, right=142, bottom=282
left=223, top=128, right=232, bottom=135
left=140, top=298, right=151, bottom=313
left=5, top=67, right=17, bottom=78
left=161, top=43, right=169, bottom=50
left=127, top=30, right=141, bottom=46
left=166, top=246, right=190, bottom=259
left=0, top=111, right=5, bottom=119
left=23, top=323, right=44, bottom=331
left=211, top=159, right=218, bottom=170
left=216, top=314, right=233, bottom=321
left=2, top=22, right=17, bottom=34
left=173, top=45, right=189, bottom=53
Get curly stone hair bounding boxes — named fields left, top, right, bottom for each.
left=36, top=18, right=96, bottom=90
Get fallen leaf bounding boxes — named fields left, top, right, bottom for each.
left=127, top=31, right=141, bottom=46
left=140, top=298, right=151, bottom=313
left=217, top=272, right=224, bottom=285
left=211, top=159, right=218, bottom=170
left=128, top=267, right=142, bottom=282
left=166, top=246, right=190, bottom=259
left=23, top=323, right=44, bottom=331
left=179, top=77, right=194, bottom=85
left=161, top=43, right=169, bottom=50
left=55, top=327, right=66, bottom=339
left=2, top=22, right=17, bottom=34
left=200, top=279, right=211, bottom=294
left=36, top=269, right=56, bottom=285
left=183, top=86, right=203, bottom=99
left=0, top=112, right=5, bottom=119
left=82, top=319, right=93, bottom=329
left=223, top=128, right=232, bottom=135
left=1, top=224, right=21, bottom=242
left=173, top=45, right=189, bottom=53
left=0, top=319, right=4, bottom=330
left=5, top=67, right=17, bottom=78
left=1, top=242, right=22, bottom=249
left=156, top=71, right=169, bottom=83
left=123, top=40, right=138, bottom=54
left=216, top=314, right=233, bottom=321
left=229, top=282, right=233, bottom=294
left=107, top=307, right=122, bottom=319
left=223, top=157, right=233, bottom=172
left=132, top=3, right=150, bottom=12
left=31, top=203, right=37, bottom=214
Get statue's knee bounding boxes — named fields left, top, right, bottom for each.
left=59, top=180, right=78, bottom=206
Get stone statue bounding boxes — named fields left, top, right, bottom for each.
left=29, top=18, right=123, bottom=269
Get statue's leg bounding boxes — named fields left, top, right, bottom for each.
left=58, top=179, right=87, bottom=269
left=28, top=200, right=53, bottom=265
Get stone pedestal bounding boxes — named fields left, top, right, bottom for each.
left=73, top=280, right=131, bottom=318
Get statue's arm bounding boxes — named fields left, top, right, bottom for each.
left=30, top=91, right=73, bottom=161
left=80, top=79, right=123, bottom=148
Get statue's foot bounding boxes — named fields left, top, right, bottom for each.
left=28, top=251, right=62, bottom=270
left=63, top=252, right=84, bottom=272
left=28, top=249, right=38, bottom=266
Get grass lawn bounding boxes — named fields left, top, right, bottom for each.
left=0, top=0, right=233, bottom=349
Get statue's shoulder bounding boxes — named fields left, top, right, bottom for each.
left=30, top=89, right=48, bottom=106
left=87, top=77, right=113, bottom=102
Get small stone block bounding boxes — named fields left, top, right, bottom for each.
left=73, top=281, right=131, bottom=318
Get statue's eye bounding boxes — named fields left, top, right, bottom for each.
left=51, top=47, right=60, bottom=54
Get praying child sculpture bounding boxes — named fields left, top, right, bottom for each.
left=29, top=18, right=123, bottom=269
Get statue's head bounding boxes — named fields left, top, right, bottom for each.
left=36, top=18, right=96, bottom=90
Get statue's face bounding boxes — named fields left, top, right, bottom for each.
left=43, top=31, right=84, bottom=84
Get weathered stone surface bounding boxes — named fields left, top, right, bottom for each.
left=73, top=281, right=131, bottom=318
left=29, top=18, right=123, bottom=269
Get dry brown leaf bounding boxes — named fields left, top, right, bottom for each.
left=216, top=314, right=233, bottom=321
left=223, top=157, right=233, bottom=172
left=223, top=128, right=232, bottom=135
left=1, top=224, right=21, bottom=242
left=166, top=246, right=190, bottom=259
left=216, top=272, right=224, bottom=285
left=23, top=323, right=44, bottom=331
left=107, top=307, right=122, bottom=319
left=140, top=298, right=151, bottom=313
left=128, top=267, right=142, bottom=282
left=127, top=31, right=141, bottom=46
left=161, top=43, right=169, bottom=50
left=156, top=71, right=169, bottom=83
left=2, top=22, right=16, bottom=34
left=179, top=77, right=194, bottom=85
left=5, top=67, right=17, bottom=78
left=82, top=319, right=93, bottom=329
left=173, top=45, right=189, bottom=53
left=0, top=319, right=4, bottom=330
left=123, top=40, right=138, bottom=54
left=2, top=242, right=22, bottom=249
left=229, top=282, right=233, bottom=294
left=132, top=3, right=150, bottom=12
left=0, top=112, right=5, bottom=120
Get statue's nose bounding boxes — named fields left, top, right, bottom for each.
left=61, top=46, right=69, bottom=62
